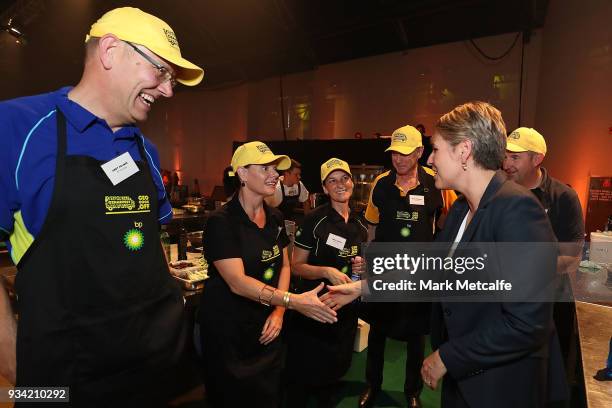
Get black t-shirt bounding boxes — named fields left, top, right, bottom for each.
left=293, top=203, right=368, bottom=291
left=530, top=167, right=585, bottom=243
left=204, top=195, right=289, bottom=281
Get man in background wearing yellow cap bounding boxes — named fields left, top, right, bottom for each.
left=503, top=127, right=585, bottom=399
left=0, top=7, right=203, bottom=404
left=359, top=125, right=456, bottom=408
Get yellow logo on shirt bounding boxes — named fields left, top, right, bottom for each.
left=339, top=245, right=359, bottom=258
left=396, top=211, right=419, bottom=221
left=105, top=195, right=151, bottom=215
left=261, top=245, right=281, bottom=262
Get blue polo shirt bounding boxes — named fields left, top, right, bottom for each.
left=0, top=87, right=172, bottom=265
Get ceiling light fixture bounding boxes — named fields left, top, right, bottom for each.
left=2, top=18, right=26, bottom=44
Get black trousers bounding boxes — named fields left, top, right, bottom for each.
left=365, top=327, right=425, bottom=396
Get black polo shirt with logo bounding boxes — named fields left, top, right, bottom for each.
left=365, top=166, right=443, bottom=242
left=201, top=195, right=289, bottom=334
left=293, top=203, right=368, bottom=291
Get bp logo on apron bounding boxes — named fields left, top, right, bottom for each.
left=124, top=228, right=144, bottom=251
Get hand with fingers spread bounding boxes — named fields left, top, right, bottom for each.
left=320, top=280, right=361, bottom=311
left=259, top=308, right=284, bottom=345
left=290, top=282, right=338, bottom=323
left=324, top=266, right=352, bottom=285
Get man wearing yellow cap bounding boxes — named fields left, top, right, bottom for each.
left=0, top=7, right=203, bottom=404
left=503, top=127, right=585, bottom=391
left=359, top=125, right=456, bottom=408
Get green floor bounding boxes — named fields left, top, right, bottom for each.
left=331, top=336, right=441, bottom=408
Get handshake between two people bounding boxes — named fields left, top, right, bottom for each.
left=318, top=256, right=449, bottom=390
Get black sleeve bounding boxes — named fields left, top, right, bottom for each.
left=294, top=211, right=318, bottom=250
left=203, top=213, right=242, bottom=262
left=278, top=223, right=290, bottom=249
left=555, top=189, right=585, bottom=243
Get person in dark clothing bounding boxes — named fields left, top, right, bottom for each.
left=199, top=141, right=337, bottom=407
left=285, top=158, right=368, bottom=407
left=358, top=125, right=456, bottom=408
left=504, top=127, right=585, bottom=397
left=422, top=102, right=567, bottom=407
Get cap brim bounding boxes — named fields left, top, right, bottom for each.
left=506, top=142, right=529, bottom=153
left=321, top=168, right=352, bottom=183
left=154, top=50, right=204, bottom=86
left=385, top=146, right=418, bottom=155
left=250, top=155, right=291, bottom=171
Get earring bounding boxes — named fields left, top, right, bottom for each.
left=461, top=163, right=467, bottom=171
left=241, top=180, right=246, bottom=187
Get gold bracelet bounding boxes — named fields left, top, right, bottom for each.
left=286, top=292, right=292, bottom=309
left=259, top=285, right=275, bottom=306
left=265, top=288, right=276, bottom=306
left=257, top=284, right=266, bottom=304
left=259, top=285, right=276, bottom=306
left=282, top=291, right=290, bottom=308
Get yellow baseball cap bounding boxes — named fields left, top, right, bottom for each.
left=320, top=158, right=352, bottom=183
left=229, top=141, right=291, bottom=175
left=86, top=7, right=204, bottom=86
left=385, top=125, right=423, bottom=155
left=507, top=127, right=547, bottom=155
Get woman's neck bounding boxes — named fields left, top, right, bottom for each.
left=238, top=189, right=264, bottom=221
left=330, top=200, right=350, bottom=222
left=461, top=169, right=496, bottom=213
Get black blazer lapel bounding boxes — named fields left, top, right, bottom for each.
left=459, top=171, right=507, bottom=243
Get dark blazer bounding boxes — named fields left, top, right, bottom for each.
left=431, top=171, right=568, bottom=407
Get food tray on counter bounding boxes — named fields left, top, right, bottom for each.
left=173, top=275, right=206, bottom=291
left=168, top=260, right=208, bottom=291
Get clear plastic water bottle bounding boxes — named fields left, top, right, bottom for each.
left=350, top=259, right=360, bottom=303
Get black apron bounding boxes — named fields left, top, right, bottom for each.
left=14, top=110, right=186, bottom=406
left=199, top=198, right=286, bottom=407
left=277, top=182, right=301, bottom=220
left=287, top=205, right=364, bottom=386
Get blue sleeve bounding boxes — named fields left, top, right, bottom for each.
left=140, top=135, right=172, bottom=224
left=0, top=103, right=18, bottom=240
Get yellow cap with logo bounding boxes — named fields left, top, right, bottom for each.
left=229, top=141, right=291, bottom=175
left=385, top=125, right=423, bottom=155
left=320, top=158, right=352, bottom=183
left=507, top=127, right=547, bottom=155
left=86, top=7, right=204, bottom=86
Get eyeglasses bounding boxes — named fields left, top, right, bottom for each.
left=124, top=41, right=177, bottom=88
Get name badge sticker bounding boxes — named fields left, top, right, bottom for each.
left=409, top=195, right=425, bottom=205
left=326, top=233, right=347, bottom=250
left=101, top=152, right=140, bottom=186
